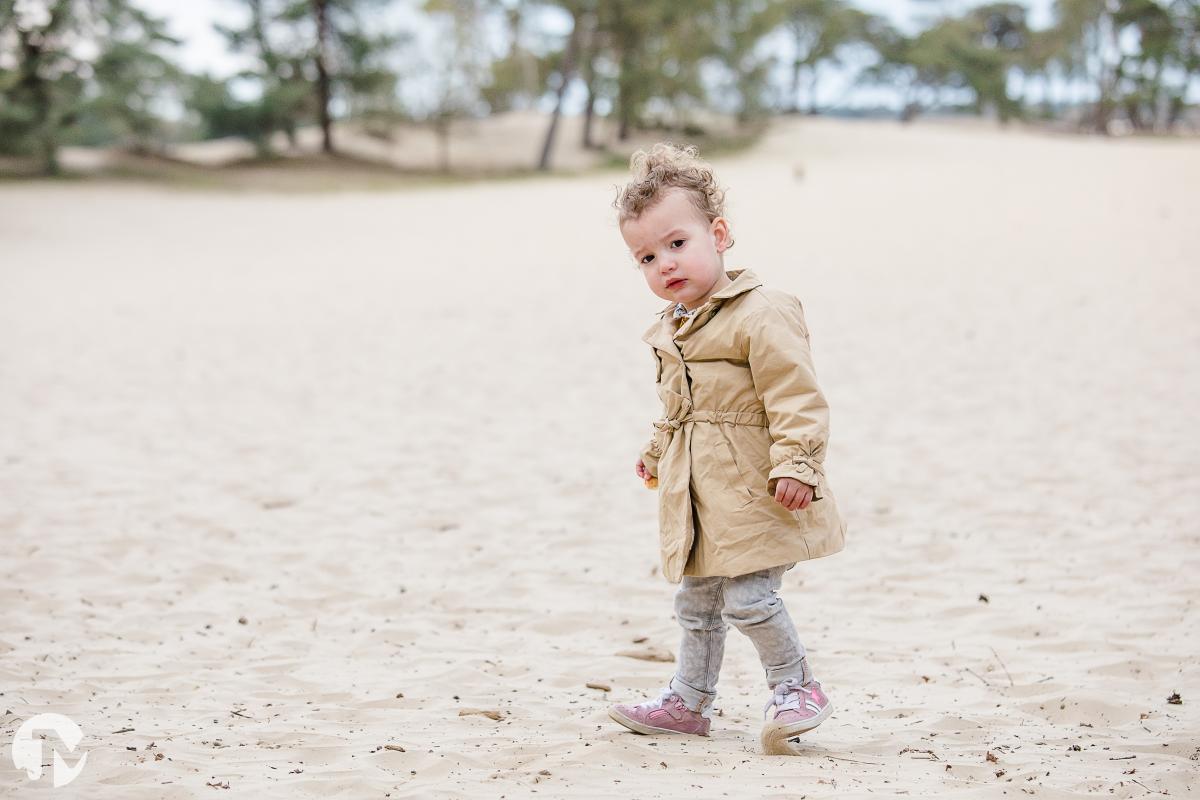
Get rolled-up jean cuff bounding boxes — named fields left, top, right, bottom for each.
left=670, top=675, right=714, bottom=713
left=766, top=656, right=812, bottom=688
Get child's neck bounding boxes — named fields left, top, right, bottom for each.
left=683, top=270, right=732, bottom=311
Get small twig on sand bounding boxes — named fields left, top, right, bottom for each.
left=825, top=755, right=881, bottom=765
left=899, top=747, right=940, bottom=761
left=989, top=647, right=1014, bottom=687
left=963, top=668, right=992, bottom=687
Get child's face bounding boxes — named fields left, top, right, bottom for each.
left=621, top=188, right=732, bottom=311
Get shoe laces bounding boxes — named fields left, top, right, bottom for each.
left=636, top=688, right=712, bottom=718
left=636, top=687, right=678, bottom=710
left=765, top=676, right=818, bottom=715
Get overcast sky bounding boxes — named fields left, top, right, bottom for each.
left=136, top=0, right=1056, bottom=113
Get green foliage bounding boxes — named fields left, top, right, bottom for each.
left=200, top=0, right=408, bottom=154
left=587, top=0, right=742, bottom=136
left=4, top=0, right=1199, bottom=180
left=186, top=74, right=272, bottom=155
left=1050, top=0, right=1198, bottom=131
left=707, top=0, right=788, bottom=122
left=422, top=0, right=494, bottom=119
left=863, top=3, right=1029, bottom=121
left=1113, top=0, right=1195, bottom=129
left=0, top=0, right=176, bottom=173
left=778, top=0, right=870, bottom=113
left=479, top=51, right=534, bottom=113
left=78, top=5, right=182, bottom=151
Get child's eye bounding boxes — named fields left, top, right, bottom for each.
left=640, top=254, right=655, bottom=264
left=671, top=239, right=685, bottom=248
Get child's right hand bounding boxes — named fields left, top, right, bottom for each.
left=635, top=458, right=652, bottom=481
left=635, top=458, right=658, bottom=489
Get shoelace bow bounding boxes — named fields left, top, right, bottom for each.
left=765, top=677, right=818, bottom=715
left=636, top=687, right=679, bottom=710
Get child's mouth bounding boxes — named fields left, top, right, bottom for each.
left=666, top=279, right=686, bottom=290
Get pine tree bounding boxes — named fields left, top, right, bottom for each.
left=0, top=0, right=176, bottom=174
left=278, top=0, right=404, bottom=153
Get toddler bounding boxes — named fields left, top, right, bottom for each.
left=607, top=143, right=847, bottom=755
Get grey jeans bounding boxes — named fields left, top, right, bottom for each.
left=669, top=564, right=812, bottom=713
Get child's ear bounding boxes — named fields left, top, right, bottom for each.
left=711, top=216, right=732, bottom=252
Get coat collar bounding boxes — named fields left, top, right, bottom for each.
left=642, top=269, right=762, bottom=359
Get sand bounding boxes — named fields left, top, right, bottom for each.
left=1, top=118, right=1197, bottom=798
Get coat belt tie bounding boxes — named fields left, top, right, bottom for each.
left=653, top=408, right=769, bottom=432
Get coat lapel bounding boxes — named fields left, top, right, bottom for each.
left=680, top=269, right=762, bottom=336
left=641, top=305, right=683, bottom=362
left=640, top=268, right=763, bottom=356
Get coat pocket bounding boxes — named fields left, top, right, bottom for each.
left=716, top=433, right=756, bottom=507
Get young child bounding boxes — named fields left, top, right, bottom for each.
left=607, top=143, right=847, bottom=755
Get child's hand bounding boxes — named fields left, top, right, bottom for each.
left=635, top=458, right=658, bottom=488
left=774, top=477, right=814, bottom=511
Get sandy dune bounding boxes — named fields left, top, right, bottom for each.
left=64, top=110, right=724, bottom=175
left=1, top=118, right=1197, bottom=798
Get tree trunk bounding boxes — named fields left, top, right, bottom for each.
left=617, top=76, right=631, bottom=140
left=16, top=6, right=68, bottom=176
left=582, top=78, right=596, bottom=149
left=613, top=5, right=633, bottom=141
left=435, top=117, right=450, bottom=172
left=250, top=0, right=275, bottom=68
left=1166, top=94, right=1185, bottom=129
left=789, top=59, right=803, bottom=114
left=1092, top=19, right=1124, bottom=135
left=807, top=64, right=819, bottom=115
left=579, top=16, right=597, bottom=149
left=538, top=13, right=581, bottom=171
left=1148, top=61, right=1165, bottom=132
left=617, top=37, right=639, bottom=143
left=312, top=0, right=334, bottom=154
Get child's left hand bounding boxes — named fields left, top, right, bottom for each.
left=774, top=478, right=814, bottom=512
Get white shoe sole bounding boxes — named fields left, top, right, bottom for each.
left=760, top=701, right=834, bottom=755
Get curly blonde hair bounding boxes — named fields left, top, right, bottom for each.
left=614, top=142, right=735, bottom=250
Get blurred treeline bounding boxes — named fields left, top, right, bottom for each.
left=1, top=0, right=1198, bottom=176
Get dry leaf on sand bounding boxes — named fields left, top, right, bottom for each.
left=616, top=647, right=675, bottom=663
left=458, top=708, right=503, bottom=721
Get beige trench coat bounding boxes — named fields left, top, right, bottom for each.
left=639, top=269, right=847, bottom=583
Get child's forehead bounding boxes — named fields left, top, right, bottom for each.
left=622, top=191, right=708, bottom=239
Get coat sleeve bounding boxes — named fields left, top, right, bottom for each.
left=638, top=436, right=661, bottom=477
left=637, top=349, right=665, bottom=477
left=745, top=298, right=829, bottom=500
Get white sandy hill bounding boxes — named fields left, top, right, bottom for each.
left=0, top=117, right=1197, bottom=798
left=60, top=109, right=744, bottom=176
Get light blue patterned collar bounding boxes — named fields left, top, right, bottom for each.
left=672, top=302, right=700, bottom=320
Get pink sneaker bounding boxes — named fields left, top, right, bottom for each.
left=609, top=688, right=711, bottom=736
left=761, top=677, right=833, bottom=754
